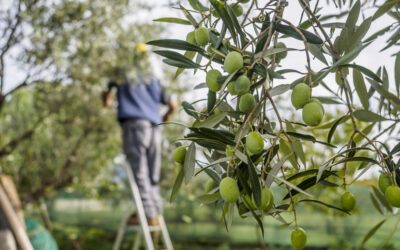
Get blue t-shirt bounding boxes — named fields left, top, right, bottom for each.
left=109, top=78, right=170, bottom=124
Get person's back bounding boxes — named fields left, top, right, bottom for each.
left=103, top=71, right=176, bottom=226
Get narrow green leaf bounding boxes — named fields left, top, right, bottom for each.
left=354, top=110, right=388, bottom=122
left=147, top=39, right=206, bottom=53
left=196, top=192, right=220, bottom=204
left=360, top=219, right=386, bottom=246
left=345, top=0, right=360, bottom=33
left=313, top=96, right=342, bottom=104
left=286, top=132, right=316, bottom=142
left=182, top=101, right=199, bottom=119
left=242, top=197, right=264, bottom=235
left=298, top=199, right=350, bottom=214
left=170, top=169, right=184, bottom=202
left=153, top=17, right=191, bottom=25
left=345, top=17, right=372, bottom=53
left=188, top=0, right=208, bottom=11
left=269, top=84, right=291, bottom=97
left=195, top=112, right=227, bottom=128
left=184, top=143, right=196, bottom=183
left=207, top=90, right=216, bottom=113
left=353, top=69, right=369, bottom=110
left=308, top=43, right=328, bottom=65
left=371, top=186, right=393, bottom=213
left=395, top=53, right=400, bottom=95
left=341, top=64, right=383, bottom=83
left=369, top=191, right=384, bottom=215
left=247, top=154, right=262, bottom=206
left=372, top=0, right=400, bottom=21
left=327, top=115, right=348, bottom=143
left=316, top=44, right=368, bottom=82
left=369, top=77, right=400, bottom=107
left=210, top=0, right=237, bottom=45
left=265, top=155, right=289, bottom=188
left=364, top=26, right=391, bottom=43
left=155, top=50, right=201, bottom=68
left=179, top=4, right=198, bottom=26
left=275, top=24, right=323, bottom=44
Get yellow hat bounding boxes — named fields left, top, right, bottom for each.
left=134, top=43, right=148, bottom=53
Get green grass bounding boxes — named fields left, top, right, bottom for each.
left=28, top=185, right=400, bottom=250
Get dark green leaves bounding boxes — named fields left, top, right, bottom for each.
left=353, top=69, right=369, bottom=110
left=372, top=0, right=400, bottom=21
left=147, top=39, right=206, bottom=53
left=354, top=110, right=387, bottom=122
left=327, top=115, right=349, bottom=143
left=153, top=18, right=191, bottom=25
left=170, top=168, right=184, bottom=202
left=188, top=0, right=208, bottom=12
left=298, top=199, right=350, bottom=214
left=275, top=24, right=323, bottom=44
left=210, top=0, right=237, bottom=45
left=247, top=154, right=261, bottom=206
left=359, top=219, right=386, bottom=247
left=182, top=101, right=199, bottom=119
left=154, top=50, right=200, bottom=68
left=395, top=53, right=400, bottom=95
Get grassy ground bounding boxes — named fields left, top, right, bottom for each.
left=28, top=185, right=400, bottom=250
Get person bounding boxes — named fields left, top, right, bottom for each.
left=102, top=43, right=177, bottom=226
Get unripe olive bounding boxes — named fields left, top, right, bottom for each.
left=385, top=186, right=400, bottom=208
left=230, top=4, right=243, bottom=16
left=291, top=83, right=310, bottom=110
left=252, top=187, right=273, bottom=211
left=291, top=228, right=307, bottom=250
left=195, top=27, right=210, bottom=46
left=246, top=131, right=264, bottom=155
left=341, top=191, right=356, bottom=211
left=238, top=0, right=250, bottom=3
left=224, top=51, right=243, bottom=74
left=275, top=42, right=287, bottom=63
left=239, top=93, right=256, bottom=114
left=379, top=173, right=392, bottom=194
left=186, top=31, right=196, bottom=45
left=206, top=69, right=222, bottom=92
left=174, top=146, right=186, bottom=164
left=302, top=102, right=324, bottom=126
left=234, top=75, right=250, bottom=95
left=310, top=98, right=325, bottom=115
left=219, top=177, right=240, bottom=203
left=227, top=81, right=237, bottom=95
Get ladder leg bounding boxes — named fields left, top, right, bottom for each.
left=125, top=163, right=155, bottom=250
left=132, top=231, right=142, bottom=250
left=113, top=209, right=131, bottom=250
left=158, top=216, right=173, bottom=250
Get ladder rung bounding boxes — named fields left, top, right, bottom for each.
left=126, top=225, right=162, bottom=232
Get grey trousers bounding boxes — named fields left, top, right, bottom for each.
left=122, top=119, right=162, bottom=218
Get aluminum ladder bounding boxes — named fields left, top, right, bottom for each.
left=112, top=161, right=173, bottom=250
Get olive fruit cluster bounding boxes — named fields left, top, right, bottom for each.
left=186, top=26, right=211, bottom=47
left=379, top=173, right=400, bottom=207
left=213, top=0, right=248, bottom=18
left=291, top=83, right=324, bottom=126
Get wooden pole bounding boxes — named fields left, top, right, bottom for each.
left=0, top=185, right=33, bottom=250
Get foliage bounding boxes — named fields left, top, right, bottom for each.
left=0, top=0, right=171, bottom=204
left=149, top=0, right=400, bottom=247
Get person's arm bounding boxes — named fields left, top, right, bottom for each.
left=162, top=99, right=177, bottom=122
left=101, top=81, right=117, bottom=107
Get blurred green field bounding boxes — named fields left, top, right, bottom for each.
left=28, top=185, right=400, bottom=250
